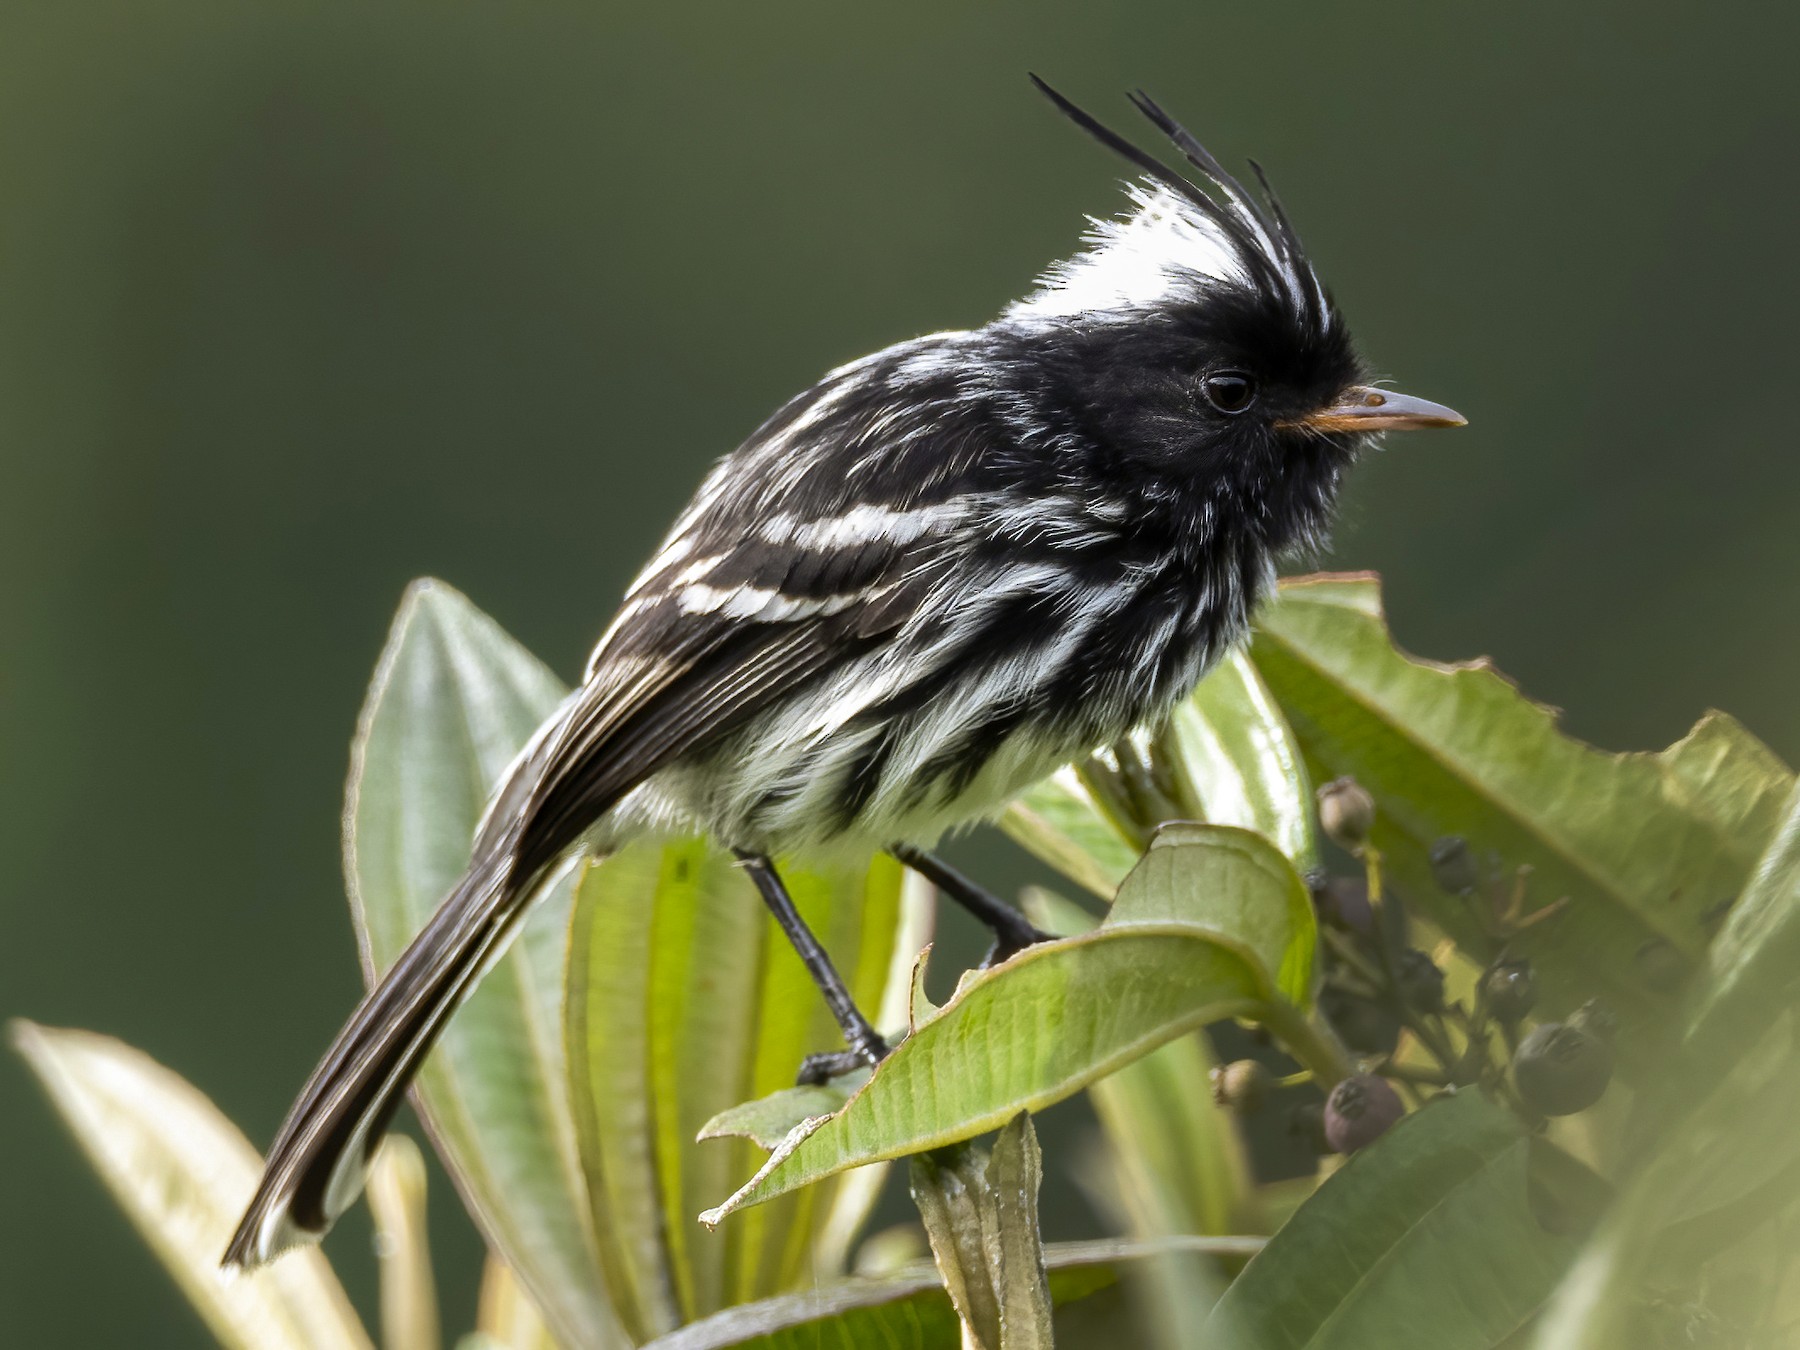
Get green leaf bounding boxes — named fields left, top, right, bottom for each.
left=1250, top=572, right=1793, bottom=1039
left=345, top=580, right=621, bottom=1349
left=699, top=1071, right=871, bottom=1152
left=637, top=1239, right=1260, bottom=1350
left=1209, top=1090, right=1578, bottom=1350
left=1533, top=784, right=1800, bottom=1350
left=1089, top=1032, right=1259, bottom=1239
left=1003, top=764, right=1142, bottom=900
left=1109, top=823, right=1316, bottom=1006
left=366, top=1136, right=442, bottom=1350
left=11, top=1022, right=373, bottom=1350
left=702, top=826, right=1319, bottom=1224
left=1157, top=649, right=1319, bottom=871
left=910, top=1115, right=1053, bottom=1350
left=1680, top=779, right=1800, bottom=1091
left=1001, top=650, right=1318, bottom=898
left=1024, top=886, right=1250, bottom=1343
left=565, top=838, right=921, bottom=1336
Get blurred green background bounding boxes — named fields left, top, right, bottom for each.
left=3, top=1, right=1796, bottom=1342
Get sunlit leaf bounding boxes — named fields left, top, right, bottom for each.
left=11, top=1022, right=372, bottom=1350
left=1158, top=649, right=1318, bottom=870
left=1024, top=887, right=1260, bottom=1244
left=1251, top=572, right=1793, bottom=1043
left=566, top=838, right=923, bottom=1336
left=699, top=1072, right=871, bottom=1152
left=1003, top=765, right=1141, bottom=900
left=1002, top=650, right=1318, bottom=897
left=702, top=826, right=1323, bottom=1224
left=1024, top=886, right=1242, bottom=1348
left=1210, top=1090, right=1578, bottom=1350
left=345, top=579, right=622, bottom=1349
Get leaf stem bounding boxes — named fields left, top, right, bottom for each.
left=1258, top=1000, right=1352, bottom=1087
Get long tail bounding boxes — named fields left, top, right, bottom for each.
left=222, top=850, right=536, bottom=1268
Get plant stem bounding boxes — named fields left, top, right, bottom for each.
left=1259, top=1000, right=1353, bottom=1087
left=1359, top=845, right=1462, bottom=1073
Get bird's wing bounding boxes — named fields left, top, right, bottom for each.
left=506, top=533, right=956, bottom=876
left=498, top=340, right=994, bottom=871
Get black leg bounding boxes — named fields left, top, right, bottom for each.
left=888, top=843, right=1053, bottom=965
left=735, top=850, right=888, bottom=1079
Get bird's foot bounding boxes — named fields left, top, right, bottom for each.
left=795, top=1033, right=892, bottom=1086
left=979, top=923, right=1057, bottom=969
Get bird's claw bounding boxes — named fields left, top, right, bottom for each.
left=795, top=1035, right=891, bottom=1086
left=979, top=924, right=1056, bottom=969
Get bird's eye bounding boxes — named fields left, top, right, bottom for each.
left=1201, top=371, right=1257, bottom=415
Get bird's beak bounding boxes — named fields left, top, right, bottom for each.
left=1294, top=385, right=1467, bottom=434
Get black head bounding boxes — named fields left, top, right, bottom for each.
left=998, top=80, right=1463, bottom=552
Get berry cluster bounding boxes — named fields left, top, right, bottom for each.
left=1216, top=777, right=1617, bottom=1159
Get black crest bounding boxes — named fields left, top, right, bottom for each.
left=1028, top=75, right=1329, bottom=336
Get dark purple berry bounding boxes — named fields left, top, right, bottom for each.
left=1310, top=873, right=1375, bottom=938
left=1317, top=777, right=1376, bottom=851
left=1428, top=836, right=1480, bottom=895
left=1482, top=957, right=1537, bottom=1024
left=1323, top=1075, right=1405, bottom=1153
left=1321, top=987, right=1401, bottom=1056
left=1396, top=948, right=1446, bottom=1014
left=1514, top=1023, right=1613, bottom=1116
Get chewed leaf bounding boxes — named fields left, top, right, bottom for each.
left=698, top=1072, right=871, bottom=1151
left=12, top=1022, right=372, bottom=1350
left=1252, top=572, right=1793, bottom=1045
left=701, top=827, right=1315, bottom=1225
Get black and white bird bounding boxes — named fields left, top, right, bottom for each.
left=223, top=79, right=1463, bottom=1269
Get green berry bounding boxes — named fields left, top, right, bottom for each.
left=1317, top=777, right=1376, bottom=851
left=1210, top=1059, right=1271, bottom=1114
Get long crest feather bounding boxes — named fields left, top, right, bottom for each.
left=1027, top=75, right=1326, bottom=330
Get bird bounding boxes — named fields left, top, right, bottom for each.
left=223, top=77, right=1464, bottom=1270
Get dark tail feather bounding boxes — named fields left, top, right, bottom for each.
left=222, top=852, right=530, bottom=1269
